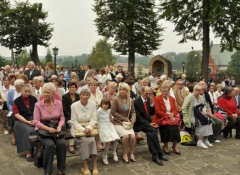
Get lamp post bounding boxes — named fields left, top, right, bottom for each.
left=52, top=46, right=59, bottom=75
left=15, top=53, right=18, bottom=65
left=3, top=58, right=5, bottom=66
left=182, top=62, right=185, bottom=73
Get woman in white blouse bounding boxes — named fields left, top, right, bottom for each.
left=99, top=68, right=108, bottom=86
left=208, top=85, right=217, bottom=106
left=69, top=89, right=99, bottom=175
left=89, top=80, right=103, bottom=109
left=214, top=84, right=223, bottom=100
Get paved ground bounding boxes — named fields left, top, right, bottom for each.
left=0, top=125, right=240, bottom=175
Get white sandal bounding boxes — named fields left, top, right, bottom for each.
left=113, top=153, right=118, bottom=162
left=102, top=156, right=109, bottom=165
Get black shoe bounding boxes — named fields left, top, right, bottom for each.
left=172, top=146, right=181, bottom=155
left=26, top=156, right=34, bottom=162
left=153, top=159, right=163, bottom=166
left=162, top=146, right=170, bottom=155
left=159, top=154, right=169, bottom=161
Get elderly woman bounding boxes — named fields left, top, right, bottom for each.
left=153, top=86, right=181, bottom=155
left=1, top=76, right=15, bottom=134
left=103, top=81, right=117, bottom=104
left=182, top=84, right=213, bottom=149
left=208, top=85, right=217, bottom=106
left=114, top=74, right=123, bottom=84
left=7, top=79, right=25, bottom=146
left=13, top=84, right=41, bottom=162
left=214, top=84, right=223, bottom=100
left=62, top=82, right=80, bottom=154
left=89, top=80, right=103, bottom=109
left=68, top=89, right=98, bottom=175
left=217, top=86, right=240, bottom=139
left=51, top=77, right=65, bottom=99
left=111, top=82, right=136, bottom=163
left=34, top=82, right=66, bottom=175
left=44, top=62, right=55, bottom=82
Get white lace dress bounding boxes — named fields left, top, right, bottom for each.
left=97, top=108, right=120, bottom=142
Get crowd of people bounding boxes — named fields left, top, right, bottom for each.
left=0, top=62, right=239, bottom=175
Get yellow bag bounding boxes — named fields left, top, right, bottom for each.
left=180, top=131, right=192, bottom=143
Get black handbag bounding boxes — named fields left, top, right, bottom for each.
left=38, top=120, right=66, bottom=141
left=33, top=151, right=43, bottom=168
left=193, top=103, right=212, bottom=127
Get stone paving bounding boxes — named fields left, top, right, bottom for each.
left=0, top=126, right=240, bottom=175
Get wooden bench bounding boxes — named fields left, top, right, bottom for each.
left=28, top=132, right=74, bottom=142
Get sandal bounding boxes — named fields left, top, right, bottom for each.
left=11, top=142, right=17, bottom=146
left=92, top=169, right=99, bottom=175
left=81, top=168, right=91, bottom=175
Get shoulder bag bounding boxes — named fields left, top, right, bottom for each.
left=193, top=103, right=212, bottom=127
left=38, top=120, right=66, bottom=141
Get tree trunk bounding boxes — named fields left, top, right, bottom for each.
left=201, top=0, right=210, bottom=83
left=30, top=43, right=40, bottom=65
left=127, top=22, right=135, bottom=77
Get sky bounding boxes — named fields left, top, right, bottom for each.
left=0, top=0, right=220, bottom=57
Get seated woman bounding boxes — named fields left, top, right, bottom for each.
left=7, top=79, right=25, bottom=146
left=62, top=82, right=80, bottom=154
left=103, top=81, right=117, bottom=104
left=218, top=86, right=240, bottom=139
left=34, top=83, right=66, bottom=175
left=182, top=84, right=213, bottom=149
left=153, top=86, right=181, bottom=155
left=13, top=84, right=41, bottom=162
left=111, top=82, right=136, bottom=163
left=68, top=89, right=98, bottom=175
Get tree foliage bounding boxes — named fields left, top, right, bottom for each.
left=185, top=51, right=202, bottom=77
left=88, top=39, right=116, bottom=69
left=226, top=50, right=240, bottom=75
left=0, top=1, right=53, bottom=65
left=94, top=0, right=164, bottom=76
left=45, top=48, right=53, bottom=63
left=17, top=49, right=31, bottom=66
left=160, top=0, right=240, bottom=81
left=136, top=64, right=144, bottom=77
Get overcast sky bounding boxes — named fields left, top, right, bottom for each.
left=0, top=0, right=220, bottom=57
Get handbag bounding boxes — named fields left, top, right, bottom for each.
left=158, top=113, right=181, bottom=126
left=75, top=128, right=99, bottom=137
left=113, top=98, right=133, bottom=130
left=38, top=120, right=66, bottom=141
left=33, top=151, right=43, bottom=168
left=193, top=103, right=212, bottom=127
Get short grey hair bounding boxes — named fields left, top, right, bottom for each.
left=14, top=79, right=24, bottom=87
left=42, top=82, right=56, bottom=93
left=33, top=76, right=40, bottom=81
left=194, top=84, right=202, bottom=90
left=21, top=84, right=31, bottom=90
left=28, top=61, right=35, bottom=67
left=223, top=86, right=233, bottom=95
left=38, top=76, right=44, bottom=82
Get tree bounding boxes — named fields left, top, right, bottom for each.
left=185, top=51, right=202, bottom=78
left=45, top=48, right=53, bottom=63
left=227, top=50, right=240, bottom=75
left=94, top=0, right=164, bottom=76
left=17, top=49, right=31, bottom=66
left=0, top=1, right=53, bottom=65
left=160, top=0, right=240, bottom=82
left=87, top=39, right=116, bottom=68
left=136, top=64, right=144, bottom=78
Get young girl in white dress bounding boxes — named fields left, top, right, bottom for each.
left=97, top=98, right=120, bottom=164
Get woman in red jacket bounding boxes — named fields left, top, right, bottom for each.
left=217, top=86, right=240, bottom=139
left=153, top=86, right=181, bottom=155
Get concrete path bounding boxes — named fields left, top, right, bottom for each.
left=0, top=127, right=240, bottom=175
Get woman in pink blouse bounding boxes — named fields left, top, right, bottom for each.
left=34, top=82, right=66, bottom=175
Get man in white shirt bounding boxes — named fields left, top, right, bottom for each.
left=30, top=76, right=42, bottom=100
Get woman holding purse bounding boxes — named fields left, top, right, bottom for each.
left=34, top=83, right=66, bottom=175
left=152, top=86, right=181, bottom=155
left=111, top=82, right=136, bottom=163
left=68, top=89, right=99, bottom=175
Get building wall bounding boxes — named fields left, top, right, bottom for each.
left=208, top=54, right=219, bottom=80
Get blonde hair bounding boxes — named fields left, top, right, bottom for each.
left=108, top=82, right=117, bottom=88
left=117, top=82, right=130, bottom=96
left=43, top=82, right=56, bottom=93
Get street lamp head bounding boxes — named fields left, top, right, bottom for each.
left=194, top=54, right=197, bottom=57
left=52, top=46, right=59, bottom=56
left=182, top=62, right=185, bottom=67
